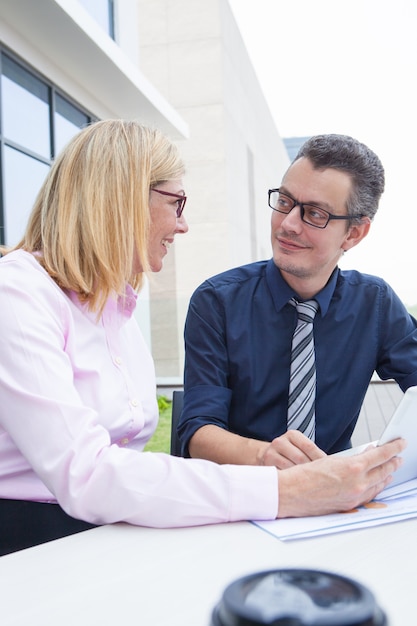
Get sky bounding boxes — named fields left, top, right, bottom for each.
left=228, top=0, right=417, bottom=305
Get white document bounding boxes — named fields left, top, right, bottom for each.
left=253, top=479, right=417, bottom=541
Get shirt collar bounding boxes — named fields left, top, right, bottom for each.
left=265, top=258, right=339, bottom=316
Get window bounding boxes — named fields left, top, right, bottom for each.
left=2, top=55, right=51, bottom=159
left=0, top=51, right=95, bottom=245
left=78, top=0, right=115, bottom=39
left=55, top=93, right=91, bottom=154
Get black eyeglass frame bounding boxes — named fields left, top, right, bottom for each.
left=268, top=188, right=361, bottom=229
left=151, top=188, right=187, bottom=218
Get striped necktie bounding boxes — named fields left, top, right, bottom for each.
left=287, top=298, right=319, bottom=441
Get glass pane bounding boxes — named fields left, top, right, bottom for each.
left=54, top=94, right=90, bottom=153
left=1, top=55, right=51, bottom=159
left=79, top=0, right=114, bottom=37
left=3, top=145, right=49, bottom=246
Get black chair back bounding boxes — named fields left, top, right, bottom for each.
left=170, top=390, right=184, bottom=456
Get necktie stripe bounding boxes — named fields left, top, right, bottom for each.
left=287, top=298, right=318, bottom=441
left=289, top=364, right=316, bottom=400
left=291, top=338, right=314, bottom=365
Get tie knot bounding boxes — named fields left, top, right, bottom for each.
left=290, top=298, right=319, bottom=323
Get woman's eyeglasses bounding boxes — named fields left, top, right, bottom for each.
left=151, top=189, right=187, bottom=218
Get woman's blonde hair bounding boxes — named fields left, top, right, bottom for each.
left=10, top=119, right=184, bottom=313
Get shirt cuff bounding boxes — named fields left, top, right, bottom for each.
left=225, top=464, right=278, bottom=522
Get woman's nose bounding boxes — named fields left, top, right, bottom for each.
left=176, top=213, right=189, bottom=234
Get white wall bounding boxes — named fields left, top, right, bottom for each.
left=136, top=0, right=289, bottom=380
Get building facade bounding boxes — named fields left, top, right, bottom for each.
left=0, top=0, right=289, bottom=386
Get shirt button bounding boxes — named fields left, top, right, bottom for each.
left=114, top=357, right=122, bottom=365
left=130, top=399, right=138, bottom=407
left=120, top=438, right=129, bottom=446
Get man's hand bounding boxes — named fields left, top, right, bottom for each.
left=258, top=430, right=326, bottom=468
left=189, top=425, right=326, bottom=468
left=276, top=438, right=406, bottom=518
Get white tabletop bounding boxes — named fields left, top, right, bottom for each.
left=0, top=518, right=414, bottom=625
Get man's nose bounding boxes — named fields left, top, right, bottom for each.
left=280, top=204, right=303, bottom=230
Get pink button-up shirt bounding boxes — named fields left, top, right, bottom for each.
left=0, top=251, right=277, bottom=527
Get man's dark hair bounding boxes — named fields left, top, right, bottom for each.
left=295, top=134, right=385, bottom=220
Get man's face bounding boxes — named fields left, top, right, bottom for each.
left=270, top=157, right=367, bottom=298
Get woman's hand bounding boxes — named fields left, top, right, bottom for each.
left=276, top=438, right=406, bottom=518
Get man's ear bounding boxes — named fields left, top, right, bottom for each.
left=342, top=217, right=371, bottom=252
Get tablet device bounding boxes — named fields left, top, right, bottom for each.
left=334, top=385, right=417, bottom=487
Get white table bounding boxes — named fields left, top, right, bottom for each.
left=0, top=518, right=414, bottom=625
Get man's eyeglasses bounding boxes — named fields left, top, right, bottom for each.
left=151, top=188, right=187, bottom=218
left=268, top=188, right=359, bottom=229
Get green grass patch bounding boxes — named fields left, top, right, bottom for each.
left=143, top=396, right=172, bottom=453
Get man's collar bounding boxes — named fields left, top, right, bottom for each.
left=266, top=258, right=338, bottom=316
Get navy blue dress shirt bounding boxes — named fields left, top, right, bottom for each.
left=179, top=259, right=417, bottom=455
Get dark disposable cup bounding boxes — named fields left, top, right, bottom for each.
left=210, top=568, right=387, bottom=626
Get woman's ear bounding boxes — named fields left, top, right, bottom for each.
left=342, top=217, right=371, bottom=252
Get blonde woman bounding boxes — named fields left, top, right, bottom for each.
left=0, top=120, right=404, bottom=556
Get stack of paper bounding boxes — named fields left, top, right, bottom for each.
left=253, top=479, right=417, bottom=541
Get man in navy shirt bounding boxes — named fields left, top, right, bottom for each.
left=179, top=134, right=417, bottom=469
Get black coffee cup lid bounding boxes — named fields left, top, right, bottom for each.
left=210, top=568, right=387, bottom=626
